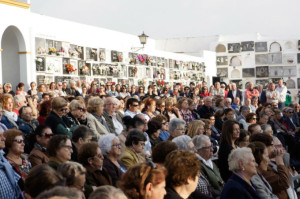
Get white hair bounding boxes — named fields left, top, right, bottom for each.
left=192, top=135, right=210, bottom=150
left=98, top=134, right=119, bottom=156
left=261, top=124, right=272, bottom=133
left=228, top=147, right=253, bottom=172
left=169, top=118, right=186, bottom=133
left=172, top=135, right=192, bottom=150
left=14, top=95, right=25, bottom=104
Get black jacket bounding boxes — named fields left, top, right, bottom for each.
left=227, top=90, right=243, bottom=103
left=197, top=105, right=214, bottom=119
left=258, top=90, right=267, bottom=106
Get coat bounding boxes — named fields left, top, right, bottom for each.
left=218, top=142, right=234, bottom=182
left=103, top=157, right=126, bottom=186
left=45, top=111, right=74, bottom=138
left=220, top=173, right=261, bottom=199
left=200, top=160, right=224, bottom=194
left=102, top=110, right=124, bottom=135
left=28, top=146, right=49, bottom=167
left=86, top=113, right=109, bottom=140
left=251, top=174, right=278, bottom=199
left=120, top=147, right=145, bottom=169
left=197, top=105, right=215, bottom=119
left=227, top=89, right=243, bottom=103
left=258, top=91, right=267, bottom=106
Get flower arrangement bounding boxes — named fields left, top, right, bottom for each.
left=156, top=79, right=165, bottom=89
left=35, top=57, right=43, bottom=64
left=57, top=47, right=65, bottom=56
left=49, top=47, right=57, bottom=55
left=37, top=47, right=46, bottom=54
left=138, top=55, right=146, bottom=63
left=118, top=53, right=123, bottom=62
left=129, top=67, right=137, bottom=77
left=65, top=64, right=77, bottom=73
left=81, top=65, right=90, bottom=75
left=99, top=51, right=105, bottom=61
left=146, top=56, right=152, bottom=65
left=153, top=73, right=158, bottom=78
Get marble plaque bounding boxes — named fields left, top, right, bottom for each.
left=256, top=66, right=269, bottom=78
left=255, top=42, right=268, bottom=52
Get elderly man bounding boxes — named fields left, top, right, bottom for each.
left=237, top=106, right=250, bottom=130
left=250, top=96, right=259, bottom=113
left=14, top=95, right=27, bottom=115
left=167, top=118, right=186, bottom=140
left=276, top=79, right=287, bottom=110
left=134, top=114, right=151, bottom=157
left=257, top=84, right=267, bottom=106
left=227, top=83, right=242, bottom=104
left=124, top=98, right=140, bottom=118
left=0, top=129, right=21, bottom=199
left=197, top=96, right=215, bottom=118
left=68, top=80, right=81, bottom=97
left=266, top=83, right=279, bottom=104
left=245, top=82, right=259, bottom=101
left=102, top=97, right=124, bottom=135
left=193, top=135, right=224, bottom=196
left=224, top=98, right=232, bottom=109
left=211, top=82, right=225, bottom=99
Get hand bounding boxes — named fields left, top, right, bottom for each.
left=274, top=148, right=285, bottom=165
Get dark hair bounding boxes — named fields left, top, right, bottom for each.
left=35, top=125, right=51, bottom=137
left=72, top=125, right=93, bottom=142
left=132, top=116, right=145, bottom=129
left=248, top=141, right=266, bottom=165
left=146, top=121, right=162, bottom=136
left=123, top=116, right=134, bottom=130
left=220, top=120, right=240, bottom=145
left=152, top=141, right=178, bottom=164
left=248, top=123, right=261, bottom=135
left=250, top=133, right=273, bottom=146
left=3, top=129, right=23, bottom=149
left=224, top=108, right=234, bottom=115
left=47, top=135, right=70, bottom=157
left=246, top=113, right=257, bottom=123
left=235, top=129, right=250, bottom=146
left=214, top=109, right=225, bottom=118
left=42, top=93, right=50, bottom=98
left=78, top=142, right=99, bottom=166
left=125, top=129, right=146, bottom=147
left=38, top=100, right=52, bottom=117
left=24, top=164, right=65, bottom=198
left=17, top=82, right=24, bottom=89
left=126, top=98, right=139, bottom=109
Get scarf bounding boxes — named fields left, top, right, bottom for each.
left=4, top=111, right=18, bottom=122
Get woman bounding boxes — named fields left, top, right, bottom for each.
left=220, top=148, right=260, bottom=199
left=146, top=120, right=162, bottom=148
left=99, top=134, right=126, bottom=186
left=47, top=134, right=72, bottom=170
left=37, top=100, right=52, bottom=125
left=3, top=82, right=15, bottom=96
left=130, top=85, right=138, bottom=97
left=248, top=141, right=278, bottom=199
left=142, top=98, right=156, bottom=121
left=48, top=82, right=58, bottom=97
left=187, top=120, right=205, bottom=138
left=89, top=186, right=127, bottom=199
left=37, top=84, right=46, bottom=99
left=120, top=129, right=146, bottom=169
left=15, top=82, right=27, bottom=96
left=57, top=161, right=86, bottom=198
left=214, top=109, right=225, bottom=132
left=163, top=97, right=181, bottom=121
left=64, top=99, right=86, bottom=127
left=214, top=98, right=225, bottom=112
left=119, top=162, right=167, bottom=199
left=138, top=86, right=145, bottom=98
left=88, top=81, right=100, bottom=94
left=27, top=82, right=37, bottom=96
left=155, top=98, right=165, bottom=115
left=188, top=98, right=200, bottom=120
left=246, top=113, right=257, bottom=127
left=200, top=86, right=211, bottom=97
left=4, top=129, right=31, bottom=184
left=99, top=85, right=107, bottom=96
left=116, top=97, right=125, bottom=115
left=78, top=142, right=112, bottom=194
left=82, top=86, right=88, bottom=98
left=119, top=86, right=130, bottom=98
left=86, top=96, right=110, bottom=140
left=118, top=116, right=135, bottom=151
left=45, top=97, right=73, bottom=137
left=164, top=150, right=200, bottom=199
left=151, top=114, right=170, bottom=141
left=0, top=93, right=19, bottom=128
left=218, top=120, right=240, bottom=182
left=224, top=108, right=235, bottom=121
left=177, top=97, right=194, bottom=125
left=235, top=129, right=250, bottom=148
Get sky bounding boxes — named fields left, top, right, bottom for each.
left=30, top=0, right=300, bottom=40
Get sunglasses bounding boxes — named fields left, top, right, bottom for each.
left=77, top=107, right=87, bottom=112
left=43, top=133, right=54, bottom=138
left=93, top=153, right=104, bottom=159
left=13, top=139, right=25, bottom=144
left=289, top=112, right=294, bottom=114
left=132, top=104, right=139, bottom=107
left=60, top=108, right=68, bottom=112
left=162, top=122, right=168, bottom=125
left=252, top=118, right=257, bottom=120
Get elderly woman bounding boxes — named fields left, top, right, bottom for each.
left=120, top=129, right=146, bottom=169
left=3, top=82, right=15, bottom=96
left=218, top=120, right=240, bottom=182
left=64, top=99, right=86, bottom=127
left=58, top=161, right=86, bottom=197
left=119, top=162, right=167, bottom=199
left=187, top=120, right=205, bottom=138
left=164, top=150, right=200, bottom=199
left=4, top=129, right=31, bottom=184
left=220, top=148, right=260, bottom=199
left=261, top=124, right=274, bottom=137
left=248, top=141, right=278, bottom=199
left=47, top=135, right=72, bottom=170
left=99, top=134, right=126, bottom=186
left=142, top=98, right=156, bottom=121
left=45, top=97, right=73, bottom=137
left=88, top=186, right=127, bottom=199
left=193, top=135, right=224, bottom=197
left=172, top=135, right=195, bottom=152
left=86, top=96, right=110, bottom=140
left=177, top=97, right=194, bottom=125
left=163, top=97, right=181, bottom=121
left=146, top=120, right=162, bottom=148
left=78, top=142, right=112, bottom=191
left=168, top=118, right=186, bottom=140
left=246, top=113, right=257, bottom=126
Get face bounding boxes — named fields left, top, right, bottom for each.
left=252, top=125, right=262, bottom=134
left=149, top=180, right=166, bottom=199
left=109, top=138, right=122, bottom=157
left=197, top=125, right=205, bottom=135
left=21, top=107, right=33, bottom=122
left=234, top=97, right=240, bottom=105
left=73, top=174, right=86, bottom=194
left=56, top=139, right=72, bottom=162
left=37, top=128, right=53, bottom=147
left=4, top=84, right=12, bottom=92
left=198, top=139, right=213, bottom=161
left=56, top=106, right=69, bottom=117
left=252, top=99, right=258, bottom=105
left=10, top=135, right=25, bottom=154
left=243, top=153, right=257, bottom=177
left=129, top=102, right=139, bottom=113
left=161, top=121, right=169, bottom=131
left=225, top=111, right=235, bottom=120
left=245, top=99, right=251, bottom=106
left=270, top=84, right=275, bottom=91
left=152, top=129, right=160, bottom=140
left=4, top=98, right=14, bottom=112
left=159, top=103, right=165, bottom=112
left=89, top=147, right=104, bottom=169
left=259, top=148, right=270, bottom=171
left=105, top=98, right=117, bottom=113
left=204, top=99, right=212, bottom=107
left=97, top=103, right=104, bottom=116
left=259, top=116, right=269, bottom=124
left=181, top=100, right=189, bottom=110
left=148, top=102, right=156, bottom=113
left=199, top=99, right=204, bottom=106
left=286, top=110, right=294, bottom=118
left=209, top=116, right=215, bottom=125
left=172, top=124, right=186, bottom=138
left=0, top=130, right=5, bottom=149
left=132, top=141, right=145, bottom=153
left=205, top=126, right=212, bottom=137
left=215, top=82, right=220, bottom=89
left=249, top=115, right=257, bottom=124
left=248, top=83, right=253, bottom=90
left=232, top=124, right=240, bottom=140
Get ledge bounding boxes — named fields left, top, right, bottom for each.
left=18, top=51, right=31, bottom=54
left=0, top=0, right=30, bottom=9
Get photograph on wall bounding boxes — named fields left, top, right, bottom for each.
left=256, top=79, right=269, bottom=88
left=111, top=51, right=118, bottom=62
left=86, top=47, right=97, bottom=61
left=256, top=66, right=269, bottom=78
left=269, top=66, right=283, bottom=77
left=286, top=79, right=296, bottom=89
left=54, top=76, right=64, bottom=83
left=241, top=41, right=254, bottom=51
left=54, top=41, right=63, bottom=55
left=268, top=52, right=282, bottom=65
left=45, top=57, right=62, bottom=74
left=255, top=54, right=268, bottom=65
left=255, top=42, right=268, bottom=52
left=217, top=68, right=228, bottom=77
left=216, top=56, right=228, bottom=65
left=242, top=68, right=255, bottom=77
left=35, top=38, right=47, bottom=55
left=35, top=57, right=45, bottom=71
left=283, top=66, right=296, bottom=77
left=61, top=42, right=70, bottom=57
left=62, top=58, right=70, bottom=75
left=37, top=75, right=45, bottom=85
left=230, top=80, right=242, bottom=89
left=92, top=63, right=100, bottom=76
left=282, top=54, right=296, bottom=65
left=99, top=48, right=106, bottom=62
left=228, top=43, right=240, bottom=53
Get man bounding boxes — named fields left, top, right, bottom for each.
left=250, top=96, right=259, bottom=113
left=124, top=98, right=140, bottom=118
left=0, top=129, right=21, bottom=199
left=197, top=96, right=215, bottom=118
left=13, top=95, right=27, bottom=115
left=257, top=84, right=267, bottom=106
left=266, top=83, right=280, bottom=105
left=224, top=98, right=232, bottom=109
left=68, top=80, right=81, bottom=97
left=168, top=118, right=186, bottom=140
left=276, top=79, right=287, bottom=110
left=231, top=97, right=240, bottom=115
left=102, top=97, right=124, bottom=135
left=282, top=107, right=300, bottom=132
left=107, top=84, right=119, bottom=97
left=62, top=81, right=70, bottom=96
left=237, top=106, right=250, bottom=130
left=227, top=83, right=243, bottom=104
left=245, top=82, right=259, bottom=101
left=211, top=82, right=225, bottom=99
left=71, top=125, right=93, bottom=162
left=194, top=135, right=224, bottom=196
left=181, top=86, right=191, bottom=97
left=248, top=123, right=262, bottom=135
left=135, top=114, right=151, bottom=157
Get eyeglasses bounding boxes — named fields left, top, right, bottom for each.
left=63, top=145, right=73, bottom=150
left=138, top=142, right=146, bottom=146
left=43, top=133, right=54, bottom=139
left=13, top=139, right=25, bottom=144
left=60, top=108, right=68, bottom=112
left=93, top=153, right=104, bottom=159
left=106, top=103, right=117, bottom=106
left=199, top=145, right=213, bottom=150
left=288, top=112, right=294, bottom=114
left=162, top=122, right=168, bottom=125
left=132, top=104, right=139, bottom=107
left=112, top=143, right=121, bottom=148
left=77, top=107, right=87, bottom=112
left=252, top=118, right=257, bottom=120
left=175, top=128, right=185, bottom=132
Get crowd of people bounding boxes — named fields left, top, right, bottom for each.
left=0, top=78, right=300, bottom=199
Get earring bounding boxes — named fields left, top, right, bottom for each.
left=242, top=168, right=245, bottom=171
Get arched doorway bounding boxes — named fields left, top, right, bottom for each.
left=1, top=26, right=26, bottom=88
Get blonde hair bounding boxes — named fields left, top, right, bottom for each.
left=87, top=96, right=103, bottom=113
left=69, top=99, right=85, bottom=111
left=187, top=120, right=205, bottom=138
left=57, top=161, right=86, bottom=187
